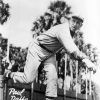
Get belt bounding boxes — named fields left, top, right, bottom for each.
left=39, top=43, right=53, bottom=53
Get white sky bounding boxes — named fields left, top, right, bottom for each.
left=0, top=0, right=100, bottom=51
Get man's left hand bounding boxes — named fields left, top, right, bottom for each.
left=82, top=58, right=96, bottom=72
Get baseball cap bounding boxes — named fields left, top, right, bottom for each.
left=72, top=15, right=84, bottom=23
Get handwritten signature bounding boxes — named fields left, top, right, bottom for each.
left=9, top=88, right=25, bottom=96
left=11, top=96, right=28, bottom=100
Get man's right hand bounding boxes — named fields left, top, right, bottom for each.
left=4, top=69, right=11, bottom=78
left=3, top=69, right=11, bottom=83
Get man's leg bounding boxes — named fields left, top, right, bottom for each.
left=10, top=42, right=41, bottom=83
left=43, top=55, right=57, bottom=100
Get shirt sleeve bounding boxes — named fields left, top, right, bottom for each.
left=56, top=22, right=79, bottom=54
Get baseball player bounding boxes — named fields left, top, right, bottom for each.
left=5, top=15, right=96, bottom=100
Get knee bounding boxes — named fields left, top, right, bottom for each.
left=23, top=73, right=34, bottom=83
left=12, top=72, right=34, bottom=84
left=25, top=78, right=33, bottom=84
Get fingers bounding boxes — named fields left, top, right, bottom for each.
left=4, top=69, right=11, bottom=78
left=82, top=58, right=96, bottom=72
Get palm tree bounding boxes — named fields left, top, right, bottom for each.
left=0, top=0, right=10, bottom=24
left=48, top=0, right=72, bottom=19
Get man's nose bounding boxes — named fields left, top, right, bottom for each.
left=73, top=22, right=77, bottom=26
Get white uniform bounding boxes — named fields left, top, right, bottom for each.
left=11, top=21, right=80, bottom=97
left=43, top=55, right=57, bottom=97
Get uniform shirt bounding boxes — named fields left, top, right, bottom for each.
left=36, top=21, right=79, bottom=54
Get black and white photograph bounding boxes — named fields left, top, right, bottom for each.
left=0, top=0, right=100, bottom=100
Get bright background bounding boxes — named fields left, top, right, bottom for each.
left=0, top=0, right=100, bottom=51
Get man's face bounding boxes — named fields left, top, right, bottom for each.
left=69, top=17, right=83, bottom=32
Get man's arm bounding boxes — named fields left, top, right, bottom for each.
left=57, top=22, right=86, bottom=60
left=57, top=22, right=96, bottom=70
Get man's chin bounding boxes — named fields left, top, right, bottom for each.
left=70, top=27, right=75, bottom=31
left=71, top=29, right=76, bottom=33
